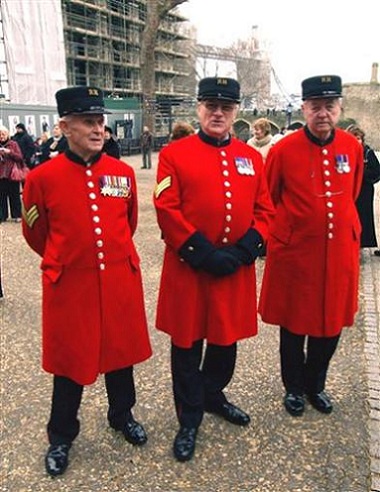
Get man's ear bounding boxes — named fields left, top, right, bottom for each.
left=59, top=119, right=70, bottom=138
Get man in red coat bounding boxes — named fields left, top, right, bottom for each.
left=154, top=77, right=274, bottom=462
left=22, top=86, right=152, bottom=476
left=258, top=75, right=363, bottom=417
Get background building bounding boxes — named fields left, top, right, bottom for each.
left=0, top=0, right=66, bottom=106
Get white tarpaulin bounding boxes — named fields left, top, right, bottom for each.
left=1, top=0, right=67, bottom=105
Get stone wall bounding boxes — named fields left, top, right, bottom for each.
left=343, top=82, right=380, bottom=150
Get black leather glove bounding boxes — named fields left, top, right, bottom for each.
left=178, top=231, right=240, bottom=276
left=224, top=245, right=252, bottom=265
left=226, top=229, right=264, bottom=265
left=178, top=231, right=216, bottom=268
left=199, top=249, right=240, bottom=276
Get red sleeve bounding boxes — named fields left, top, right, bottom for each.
left=251, top=158, right=275, bottom=241
left=21, top=173, right=48, bottom=257
left=153, top=147, right=196, bottom=249
left=128, top=169, right=138, bottom=236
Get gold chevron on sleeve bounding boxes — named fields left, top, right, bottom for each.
left=154, top=176, right=172, bottom=198
left=22, top=203, right=39, bottom=228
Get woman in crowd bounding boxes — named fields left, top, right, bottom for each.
left=170, top=121, right=195, bottom=141
left=40, top=124, right=68, bottom=164
left=102, top=125, right=121, bottom=159
left=0, top=125, right=24, bottom=223
left=347, top=125, right=380, bottom=254
left=247, top=117, right=273, bottom=163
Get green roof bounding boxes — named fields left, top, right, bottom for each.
left=104, top=97, right=140, bottom=110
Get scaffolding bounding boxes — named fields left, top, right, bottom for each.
left=62, top=0, right=192, bottom=100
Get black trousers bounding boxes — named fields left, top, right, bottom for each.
left=0, top=178, right=22, bottom=221
left=280, top=327, right=340, bottom=395
left=47, top=366, right=136, bottom=445
left=171, top=340, right=237, bottom=429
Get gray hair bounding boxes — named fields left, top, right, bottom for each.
left=0, top=125, right=10, bottom=137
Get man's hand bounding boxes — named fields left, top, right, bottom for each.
left=199, top=249, right=240, bottom=276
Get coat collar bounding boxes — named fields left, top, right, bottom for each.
left=198, top=129, right=231, bottom=147
left=304, top=126, right=335, bottom=146
left=65, top=148, right=102, bottom=166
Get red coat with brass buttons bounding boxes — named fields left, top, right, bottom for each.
left=154, top=134, right=275, bottom=348
left=258, top=128, right=364, bottom=337
left=22, top=153, right=152, bottom=385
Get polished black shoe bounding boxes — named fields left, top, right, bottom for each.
left=284, top=393, right=305, bottom=416
left=206, top=402, right=250, bottom=426
left=45, top=443, right=71, bottom=477
left=122, top=418, right=148, bottom=445
left=111, top=417, right=148, bottom=445
left=307, top=391, right=333, bottom=414
left=173, top=427, right=197, bottom=462
left=374, top=250, right=380, bottom=257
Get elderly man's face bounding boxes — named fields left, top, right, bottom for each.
left=60, top=114, right=104, bottom=159
left=302, top=98, right=342, bottom=138
left=197, top=99, right=238, bottom=139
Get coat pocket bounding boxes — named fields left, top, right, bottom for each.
left=270, top=221, right=293, bottom=245
left=128, top=246, right=141, bottom=272
left=41, top=264, right=64, bottom=283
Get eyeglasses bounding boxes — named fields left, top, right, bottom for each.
left=202, top=101, right=236, bottom=113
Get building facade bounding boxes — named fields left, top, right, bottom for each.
left=62, top=0, right=192, bottom=102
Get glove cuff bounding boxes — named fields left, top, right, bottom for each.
left=178, top=231, right=214, bottom=268
left=237, top=228, right=264, bottom=260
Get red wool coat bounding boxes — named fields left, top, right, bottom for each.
left=22, top=153, right=152, bottom=385
left=154, top=134, right=274, bottom=348
left=258, top=128, right=364, bottom=337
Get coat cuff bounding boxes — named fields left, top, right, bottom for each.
left=178, top=231, right=214, bottom=268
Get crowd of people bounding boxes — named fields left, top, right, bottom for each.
left=0, top=74, right=378, bottom=477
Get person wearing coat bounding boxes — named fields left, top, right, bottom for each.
left=102, top=125, right=121, bottom=159
left=246, top=117, right=274, bottom=163
left=39, top=123, right=68, bottom=164
left=154, top=77, right=274, bottom=462
left=22, top=86, right=152, bottom=477
left=12, top=122, right=36, bottom=169
left=0, top=125, right=25, bottom=222
left=258, top=75, right=363, bottom=417
left=346, top=125, right=380, bottom=251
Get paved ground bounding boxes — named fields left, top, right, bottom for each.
left=1, top=152, right=379, bottom=492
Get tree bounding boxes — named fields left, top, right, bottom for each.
left=140, top=0, right=188, bottom=132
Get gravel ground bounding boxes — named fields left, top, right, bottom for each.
left=0, top=153, right=373, bottom=492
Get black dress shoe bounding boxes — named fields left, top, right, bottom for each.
left=45, top=444, right=71, bottom=477
left=206, top=402, right=250, bottom=426
left=111, top=417, right=148, bottom=445
left=122, top=418, right=148, bottom=445
left=307, top=391, right=333, bottom=414
left=284, top=393, right=305, bottom=416
left=173, top=427, right=197, bottom=462
left=374, top=250, right=380, bottom=257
